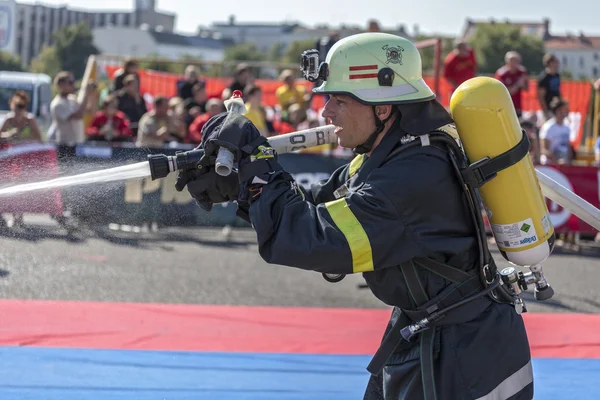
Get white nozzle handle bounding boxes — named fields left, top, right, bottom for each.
left=215, top=147, right=234, bottom=177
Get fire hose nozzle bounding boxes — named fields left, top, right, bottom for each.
left=148, top=149, right=205, bottom=180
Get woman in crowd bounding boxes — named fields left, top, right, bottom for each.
left=86, top=95, right=132, bottom=141
left=0, top=90, right=42, bottom=143
left=0, top=90, right=42, bottom=228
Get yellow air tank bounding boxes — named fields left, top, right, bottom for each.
left=450, top=77, right=555, bottom=267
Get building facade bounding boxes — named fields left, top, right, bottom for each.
left=93, top=27, right=225, bottom=63
left=9, top=0, right=175, bottom=66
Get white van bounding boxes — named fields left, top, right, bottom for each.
left=0, top=71, right=53, bottom=140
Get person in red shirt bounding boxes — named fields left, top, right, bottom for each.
left=86, top=95, right=132, bottom=141
left=494, top=51, right=529, bottom=117
left=443, top=41, right=477, bottom=91
left=187, top=98, right=223, bottom=145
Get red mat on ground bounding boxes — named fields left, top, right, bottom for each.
left=1, top=299, right=598, bottom=358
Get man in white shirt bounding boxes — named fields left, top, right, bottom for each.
left=538, top=97, right=573, bottom=164
left=50, top=71, right=95, bottom=145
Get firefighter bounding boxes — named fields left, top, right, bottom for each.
left=176, top=32, right=534, bottom=400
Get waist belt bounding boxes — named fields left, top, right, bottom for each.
left=367, top=257, right=496, bottom=400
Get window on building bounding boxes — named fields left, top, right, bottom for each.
left=580, top=56, right=584, bottom=68
left=562, top=56, right=567, bottom=66
left=593, top=67, right=599, bottom=77
left=594, top=53, right=599, bottom=61
left=28, top=24, right=35, bottom=63
left=110, top=13, right=117, bottom=25
left=124, top=13, right=131, bottom=26
left=99, top=13, right=106, bottom=26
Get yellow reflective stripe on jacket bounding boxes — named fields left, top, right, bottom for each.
left=348, top=154, right=365, bottom=178
left=325, top=197, right=374, bottom=273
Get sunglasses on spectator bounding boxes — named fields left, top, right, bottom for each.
left=14, top=103, right=26, bottom=109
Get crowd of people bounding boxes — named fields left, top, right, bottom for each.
left=442, top=42, right=598, bottom=166
left=40, top=59, right=333, bottom=152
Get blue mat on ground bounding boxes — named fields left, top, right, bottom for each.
left=0, top=347, right=599, bottom=399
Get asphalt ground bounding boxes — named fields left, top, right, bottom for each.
left=1, top=215, right=600, bottom=314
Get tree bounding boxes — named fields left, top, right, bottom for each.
left=468, top=24, right=546, bottom=75
left=223, top=43, right=266, bottom=62
left=283, top=39, right=317, bottom=64
left=30, top=45, right=62, bottom=78
left=0, top=50, right=24, bottom=71
left=52, top=22, right=99, bottom=79
left=267, top=43, right=286, bottom=62
left=138, top=53, right=182, bottom=74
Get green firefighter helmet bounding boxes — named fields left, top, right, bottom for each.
left=313, top=32, right=435, bottom=105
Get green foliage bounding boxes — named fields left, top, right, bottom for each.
left=468, top=24, right=546, bottom=75
left=268, top=43, right=286, bottom=62
left=282, top=39, right=316, bottom=63
left=0, top=50, right=24, bottom=71
left=138, top=53, right=183, bottom=74
left=30, top=45, right=62, bottom=78
left=52, top=22, right=100, bottom=79
left=223, top=43, right=265, bottom=62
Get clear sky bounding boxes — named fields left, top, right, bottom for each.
left=22, top=0, right=600, bottom=37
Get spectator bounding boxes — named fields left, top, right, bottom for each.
left=0, top=90, right=42, bottom=143
left=167, top=97, right=187, bottom=142
left=112, top=58, right=140, bottom=93
left=276, top=69, right=308, bottom=112
left=50, top=71, right=95, bottom=144
left=315, top=31, right=339, bottom=63
left=0, top=90, right=43, bottom=228
left=274, top=103, right=307, bottom=134
left=442, top=40, right=477, bottom=91
left=310, top=31, right=339, bottom=107
left=136, top=96, right=171, bottom=148
left=539, top=97, right=573, bottom=164
left=86, top=95, right=132, bottom=142
left=537, top=53, right=561, bottom=120
left=228, top=64, right=253, bottom=95
left=117, top=74, right=147, bottom=136
left=183, top=82, right=207, bottom=127
left=494, top=51, right=529, bottom=117
left=520, top=119, right=540, bottom=164
left=178, top=65, right=203, bottom=101
left=187, top=98, right=223, bottom=144
left=243, top=85, right=268, bottom=137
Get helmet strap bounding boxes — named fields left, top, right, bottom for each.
left=354, top=106, right=397, bottom=154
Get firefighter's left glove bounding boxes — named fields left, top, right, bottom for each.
left=175, top=166, right=239, bottom=212
left=199, top=112, right=283, bottom=186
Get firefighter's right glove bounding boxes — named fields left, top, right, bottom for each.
left=198, top=112, right=283, bottom=184
left=175, top=166, right=239, bottom=212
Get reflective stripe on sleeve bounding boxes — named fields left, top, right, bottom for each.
left=325, top=197, right=374, bottom=273
left=474, top=360, right=533, bottom=400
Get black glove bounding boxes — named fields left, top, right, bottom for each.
left=200, top=112, right=262, bottom=165
left=175, top=166, right=240, bottom=212
left=199, top=113, right=282, bottom=183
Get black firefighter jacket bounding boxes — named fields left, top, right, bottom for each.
left=246, top=100, right=534, bottom=400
